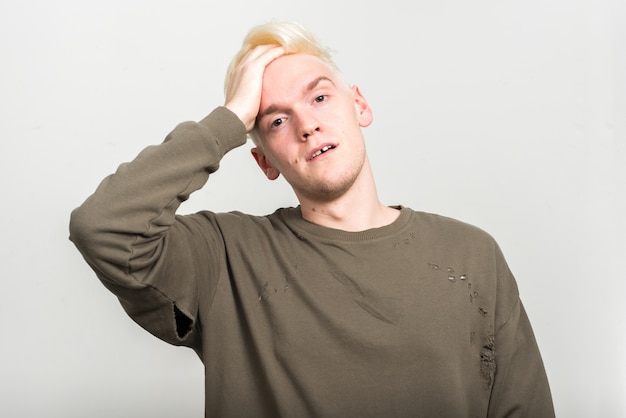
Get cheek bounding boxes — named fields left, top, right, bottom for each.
left=335, top=103, right=360, bottom=128
left=265, top=145, right=294, bottom=170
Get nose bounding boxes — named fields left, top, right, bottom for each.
left=302, top=127, right=320, bottom=141
left=298, top=112, right=321, bottom=141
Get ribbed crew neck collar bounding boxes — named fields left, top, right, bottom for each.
left=279, top=206, right=413, bottom=242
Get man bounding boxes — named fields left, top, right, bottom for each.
left=70, top=20, right=554, bottom=417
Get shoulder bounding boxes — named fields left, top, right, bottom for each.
left=408, top=209, right=497, bottom=247
left=406, top=209, right=519, bottom=309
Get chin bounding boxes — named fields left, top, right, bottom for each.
left=300, top=177, right=358, bottom=202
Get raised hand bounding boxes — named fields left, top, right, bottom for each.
left=224, top=45, right=285, bottom=132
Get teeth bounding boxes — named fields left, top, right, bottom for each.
left=311, top=146, right=334, bottom=159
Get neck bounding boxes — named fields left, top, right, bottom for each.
left=296, top=158, right=400, bottom=232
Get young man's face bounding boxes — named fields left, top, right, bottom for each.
left=252, top=53, right=373, bottom=203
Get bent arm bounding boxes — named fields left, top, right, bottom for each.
left=69, top=107, right=247, bottom=346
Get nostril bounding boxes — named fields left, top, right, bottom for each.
left=301, top=126, right=319, bottom=140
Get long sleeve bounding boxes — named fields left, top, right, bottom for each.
left=488, top=299, right=555, bottom=417
left=69, top=106, right=247, bottom=349
left=487, top=245, right=555, bottom=417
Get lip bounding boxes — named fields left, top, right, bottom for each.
left=307, top=143, right=338, bottom=161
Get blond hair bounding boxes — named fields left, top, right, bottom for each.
left=225, top=20, right=335, bottom=94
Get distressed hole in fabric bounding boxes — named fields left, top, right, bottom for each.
left=258, top=282, right=271, bottom=302
left=173, top=303, right=193, bottom=339
left=480, top=334, right=496, bottom=388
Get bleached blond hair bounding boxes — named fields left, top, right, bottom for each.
left=224, top=21, right=338, bottom=144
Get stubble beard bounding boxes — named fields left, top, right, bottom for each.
left=292, top=151, right=366, bottom=204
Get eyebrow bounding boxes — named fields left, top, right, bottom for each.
left=306, top=75, right=335, bottom=92
left=257, top=76, right=336, bottom=121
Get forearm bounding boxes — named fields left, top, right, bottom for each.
left=69, top=106, right=247, bottom=283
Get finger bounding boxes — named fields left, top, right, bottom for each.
left=240, top=45, right=285, bottom=68
left=242, top=44, right=275, bottom=60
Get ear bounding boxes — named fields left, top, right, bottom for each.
left=251, top=147, right=281, bottom=180
left=351, top=85, right=373, bottom=128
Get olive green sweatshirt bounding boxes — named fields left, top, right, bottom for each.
left=69, top=107, right=554, bottom=417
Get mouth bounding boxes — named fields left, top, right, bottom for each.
left=309, top=145, right=336, bottom=161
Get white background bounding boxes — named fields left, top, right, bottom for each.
left=1, top=0, right=624, bottom=416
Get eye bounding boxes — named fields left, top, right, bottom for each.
left=271, top=117, right=284, bottom=128
left=314, top=95, right=327, bottom=103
